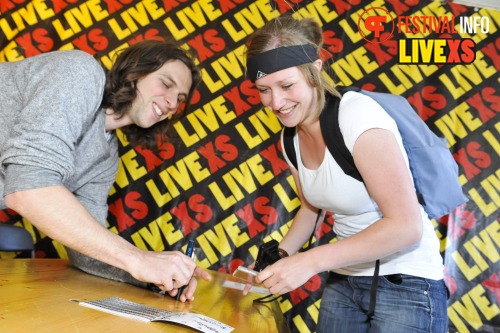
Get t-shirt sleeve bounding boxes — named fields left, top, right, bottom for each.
left=338, top=91, right=400, bottom=153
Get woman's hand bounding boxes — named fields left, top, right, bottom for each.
left=256, top=252, right=315, bottom=295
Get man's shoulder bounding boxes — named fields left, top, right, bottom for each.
left=48, top=50, right=103, bottom=77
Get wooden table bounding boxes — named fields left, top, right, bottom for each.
left=0, top=259, right=290, bottom=333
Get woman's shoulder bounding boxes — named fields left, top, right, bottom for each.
left=335, top=90, right=398, bottom=151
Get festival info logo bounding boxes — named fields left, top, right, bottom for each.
left=358, top=7, right=490, bottom=64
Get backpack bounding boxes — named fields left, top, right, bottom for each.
left=283, top=86, right=468, bottom=219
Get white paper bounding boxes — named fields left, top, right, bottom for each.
left=79, top=297, right=233, bottom=333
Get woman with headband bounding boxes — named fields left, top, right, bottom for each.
left=244, top=15, right=448, bottom=333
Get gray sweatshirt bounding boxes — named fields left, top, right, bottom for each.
left=0, top=50, right=145, bottom=287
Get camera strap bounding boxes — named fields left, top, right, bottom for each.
left=253, top=293, right=281, bottom=304
left=305, top=209, right=323, bottom=250
left=311, top=210, right=380, bottom=318
left=253, top=210, right=324, bottom=305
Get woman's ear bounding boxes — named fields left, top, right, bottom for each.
left=313, top=59, right=323, bottom=71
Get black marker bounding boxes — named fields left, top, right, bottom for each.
left=176, top=240, right=195, bottom=301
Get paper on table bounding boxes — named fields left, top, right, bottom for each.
left=79, top=297, right=233, bottom=333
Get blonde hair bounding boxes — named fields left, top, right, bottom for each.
left=245, top=15, right=340, bottom=117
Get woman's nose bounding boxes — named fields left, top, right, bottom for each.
left=270, top=91, right=285, bottom=111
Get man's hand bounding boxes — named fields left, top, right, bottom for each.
left=167, top=267, right=212, bottom=302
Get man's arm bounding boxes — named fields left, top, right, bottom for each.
left=5, top=185, right=205, bottom=292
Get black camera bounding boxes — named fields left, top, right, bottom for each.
left=254, top=239, right=282, bottom=271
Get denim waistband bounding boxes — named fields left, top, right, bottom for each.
left=329, top=271, right=403, bottom=285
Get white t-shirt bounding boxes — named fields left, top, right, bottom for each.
left=282, top=91, right=444, bottom=279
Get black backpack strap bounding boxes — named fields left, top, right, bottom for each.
left=321, top=87, right=363, bottom=182
left=283, top=126, right=298, bottom=169
left=282, top=86, right=363, bottom=182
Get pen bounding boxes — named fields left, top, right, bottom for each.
left=176, top=240, right=195, bottom=301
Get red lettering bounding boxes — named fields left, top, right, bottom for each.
left=15, top=32, right=42, bottom=57
left=108, top=198, right=136, bottom=232
left=72, top=29, right=108, bottom=55
left=385, top=0, right=410, bottom=15
left=329, top=0, right=353, bottom=16
left=228, top=258, right=245, bottom=274
left=466, top=91, right=498, bottom=123
left=318, top=213, right=334, bottom=238
left=134, top=147, right=164, bottom=172
left=0, top=0, right=26, bottom=13
left=236, top=204, right=266, bottom=238
left=459, top=39, right=475, bottom=63
left=88, top=29, right=109, bottom=50
left=323, top=29, right=343, bottom=56
left=198, top=142, right=226, bottom=173
left=14, top=28, right=54, bottom=56
left=215, top=134, right=238, bottom=161
left=124, top=191, right=148, bottom=220
left=482, top=87, right=500, bottom=111
left=52, top=0, right=69, bottom=13
left=0, top=211, right=11, bottom=223
left=482, top=272, right=500, bottom=305
left=223, top=85, right=252, bottom=115
left=260, top=143, right=289, bottom=176
left=289, top=286, right=310, bottom=305
left=190, top=89, right=201, bottom=105
left=481, top=39, right=500, bottom=70
left=421, top=86, right=446, bottom=110
left=364, top=39, right=393, bottom=66
left=217, top=0, right=239, bottom=14
left=203, top=29, right=225, bottom=52
left=198, top=135, right=237, bottom=173
left=253, top=196, right=278, bottom=225
left=187, top=34, right=214, bottom=62
left=444, top=273, right=457, bottom=295
left=171, top=201, right=200, bottom=235
left=102, top=0, right=124, bottom=14
left=447, top=2, right=468, bottom=16
left=189, top=194, right=212, bottom=223
left=239, top=80, right=261, bottom=106
left=32, top=28, right=53, bottom=52
left=446, top=39, right=461, bottom=63
left=170, top=195, right=211, bottom=235
left=407, top=90, right=436, bottom=121
left=274, top=0, right=304, bottom=14
left=128, top=29, right=163, bottom=45
left=448, top=206, right=477, bottom=241
left=303, top=274, right=321, bottom=292
left=453, top=146, right=482, bottom=180
left=466, top=141, right=491, bottom=169
left=160, top=0, right=185, bottom=12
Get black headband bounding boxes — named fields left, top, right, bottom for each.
left=246, top=44, right=318, bottom=82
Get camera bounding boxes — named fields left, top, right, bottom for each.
left=254, top=239, right=282, bottom=271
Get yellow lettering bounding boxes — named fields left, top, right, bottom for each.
left=434, top=102, right=482, bottom=146
left=221, top=214, right=250, bottom=248
left=449, top=284, right=500, bottom=331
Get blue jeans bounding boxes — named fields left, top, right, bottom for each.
left=317, top=272, right=448, bottom=333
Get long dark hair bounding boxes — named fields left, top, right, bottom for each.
left=101, top=39, right=201, bottom=149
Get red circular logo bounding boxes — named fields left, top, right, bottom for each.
left=358, top=7, right=394, bottom=44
